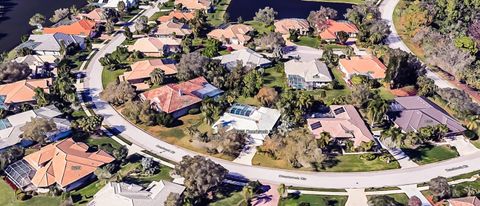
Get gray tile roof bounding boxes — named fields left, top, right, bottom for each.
left=213, top=48, right=271, bottom=71
left=391, top=96, right=466, bottom=133
left=20, top=33, right=85, bottom=52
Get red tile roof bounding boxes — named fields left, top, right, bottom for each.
left=319, top=20, right=358, bottom=40
left=43, top=19, right=96, bottom=36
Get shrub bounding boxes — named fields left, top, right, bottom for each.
left=188, top=108, right=201, bottom=115
left=464, top=130, right=478, bottom=140
left=359, top=153, right=377, bottom=161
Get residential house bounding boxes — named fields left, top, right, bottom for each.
left=213, top=48, right=272, bottom=71
left=212, top=103, right=281, bottom=142
left=307, top=105, right=374, bottom=147
left=17, top=33, right=86, bottom=56
left=128, top=37, right=182, bottom=57
left=140, top=77, right=223, bottom=118
left=88, top=181, right=185, bottom=206
left=389, top=96, right=466, bottom=135
left=448, top=196, right=480, bottom=206
left=284, top=59, right=333, bottom=90
left=154, top=21, right=192, bottom=38
left=119, top=59, right=177, bottom=91
left=77, top=8, right=108, bottom=23
left=0, top=78, right=51, bottom=110
left=14, top=55, right=57, bottom=77
left=274, top=18, right=310, bottom=36
left=318, top=19, right=358, bottom=42
left=5, top=138, right=114, bottom=192
left=207, top=24, right=253, bottom=46
left=0, top=105, right=71, bottom=151
left=157, top=10, right=194, bottom=23
left=175, top=0, right=212, bottom=11
left=43, top=19, right=97, bottom=37
left=101, top=0, right=138, bottom=10
left=338, top=55, right=387, bottom=80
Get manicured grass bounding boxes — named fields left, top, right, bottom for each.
left=86, top=136, right=122, bottom=150
left=209, top=191, right=244, bottom=206
left=280, top=194, right=348, bottom=206
left=252, top=153, right=400, bottom=172
left=0, top=180, right=61, bottom=206
left=101, top=69, right=126, bottom=88
left=304, top=68, right=352, bottom=105
left=263, top=65, right=287, bottom=89
left=472, top=140, right=480, bottom=149
left=296, top=36, right=322, bottom=48
left=207, top=0, right=232, bottom=26
left=377, top=87, right=396, bottom=100
left=402, top=145, right=459, bottom=165
left=71, top=180, right=106, bottom=205
left=323, top=154, right=400, bottom=172
left=148, top=11, right=170, bottom=21
left=246, top=21, right=274, bottom=35
left=72, top=109, right=87, bottom=118
left=236, top=96, right=262, bottom=107
left=303, top=0, right=364, bottom=4
left=288, top=186, right=346, bottom=192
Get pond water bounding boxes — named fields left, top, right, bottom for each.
left=0, top=0, right=87, bottom=53
left=226, top=0, right=353, bottom=21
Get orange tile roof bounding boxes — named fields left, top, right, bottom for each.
left=339, top=55, right=387, bottom=79
left=124, top=59, right=177, bottom=81
left=207, top=24, right=253, bottom=43
left=307, top=105, right=374, bottom=147
left=128, top=37, right=181, bottom=54
left=175, top=0, right=211, bottom=10
left=43, top=19, right=96, bottom=36
left=157, top=10, right=194, bottom=23
left=0, top=78, right=51, bottom=104
left=141, top=77, right=209, bottom=113
left=24, top=138, right=114, bottom=188
left=319, top=20, right=358, bottom=40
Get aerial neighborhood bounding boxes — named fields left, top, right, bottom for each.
left=0, top=0, right=479, bottom=205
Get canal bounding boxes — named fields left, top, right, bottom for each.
left=227, top=0, right=353, bottom=21
left=0, top=0, right=87, bottom=53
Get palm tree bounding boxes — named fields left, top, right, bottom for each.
left=278, top=183, right=287, bottom=199
left=464, top=185, right=478, bottom=196
left=296, top=92, right=313, bottom=111
left=465, top=115, right=480, bottom=131
left=435, top=124, right=449, bottom=140
left=242, top=186, right=253, bottom=206
left=381, top=127, right=406, bottom=148
left=29, top=13, right=45, bottom=30
left=317, top=132, right=331, bottom=148
left=367, top=98, right=388, bottom=127
left=201, top=101, right=216, bottom=125
left=34, top=87, right=50, bottom=107
left=150, top=68, right=165, bottom=85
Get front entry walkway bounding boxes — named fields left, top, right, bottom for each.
left=445, top=136, right=479, bottom=156
left=399, top=184, right=432, bottom=206
left=233, top=137, right=262, bottom=165
left=345, top=189, right=368, bottom=206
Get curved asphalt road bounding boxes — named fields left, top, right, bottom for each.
left=83, top=1, right=480, bottom=189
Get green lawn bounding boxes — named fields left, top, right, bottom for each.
left=209, top=191, right=244, bottom=206
left=0, top=180, right=61, bottom=206
left=207, top=0, right=232, bottom=26
left=101, top=69, right=126, bottom=88
left=402, top=145, right=459, bottom=165
left=236, top=96, right=262, bottom=107
left=263, top=65, right=287, bottom=89
left=296, top=36, right=322, bottom=48
left=303, top=0, right=364, bottom=4
left=280, top=194, right=348, bottom=206
left=246, top=20, right=274, bottom=35
left=85, top=136, right=122, bottom=150
left=323, top=154, right=401, bottom=172
left=148, top=11, right=170, bottom=21
left=253, top=153, right=400, bottom=172
left=472, top=140, right=480, bottom=149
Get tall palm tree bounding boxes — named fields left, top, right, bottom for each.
left=34, top=87, right=50, bottom=107
left=465, top=115, right=480, bottom=131
left=296, top=92, right=313, bottom=111
left=150, top=68, right=165, bottom=85
left=242, top=186, right=253, bottom=206
left=381, top=127, right=406, bottom=148
left=277, top=183, right=287, bottom=199
left=367, top=98, right=388, bottom=126
left=317, top=132, right=331, bottom=148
